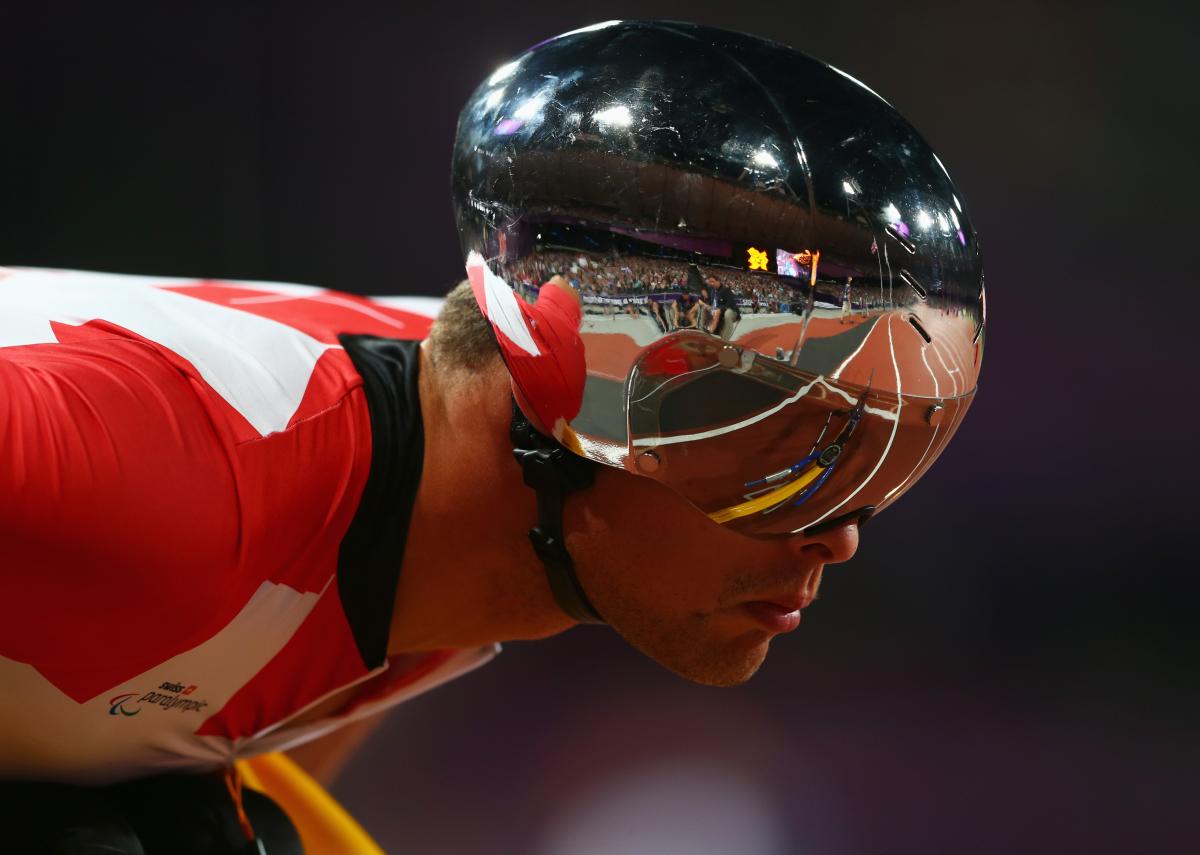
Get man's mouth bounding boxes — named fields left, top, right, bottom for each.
left=740, top=599, right=807, bottom=634
left=737, top=568, right=822, bottom=634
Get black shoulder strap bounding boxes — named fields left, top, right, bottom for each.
left=336, top=335, right=425, bottom=668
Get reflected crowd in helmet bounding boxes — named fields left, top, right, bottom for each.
left=492, top=220, right=980, bottom=355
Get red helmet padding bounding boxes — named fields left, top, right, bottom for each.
left=467, top=265, right=586, bottom=436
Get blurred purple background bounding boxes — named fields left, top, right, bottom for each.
left=2, top=2, right=1196, bottom=852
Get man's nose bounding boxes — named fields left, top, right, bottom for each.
left=789, top=518, right=860, bottom=565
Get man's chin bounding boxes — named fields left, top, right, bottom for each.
left=647, top=636, right=772, bottom=687
left=600, top=602, right=774, bottom=687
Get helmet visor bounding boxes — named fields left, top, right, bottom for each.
left=606, top=329, right=973, bottom=537
left=478, top=222, right=982, bottom=538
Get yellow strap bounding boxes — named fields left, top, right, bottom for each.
left=708, top=463, right=824, bottom=524
left=236, top=753, right=385, bottom=855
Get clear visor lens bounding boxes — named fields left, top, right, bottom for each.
left=614, top=331, right=971, bottom=536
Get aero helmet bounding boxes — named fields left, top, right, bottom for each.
left=451, top=21, right=985, bottom=619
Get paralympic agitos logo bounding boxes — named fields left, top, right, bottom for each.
left=108, top=681, right=209, bottom=717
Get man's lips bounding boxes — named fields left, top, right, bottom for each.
left=731, top=567, right=823, bottom=634
left=740, top=596, right=812, bottom=634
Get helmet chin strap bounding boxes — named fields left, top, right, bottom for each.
left=509, top=400, right=605, bottom=625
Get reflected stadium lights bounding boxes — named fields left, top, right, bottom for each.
left=488, top=60, right=521, bottom=87
left=933, top=151, right=952, bottom=181
left=483, top=88, right=506, bottom=111
left=559, top=20, right=622, bottom=38
left=593, top=105, right=633, bottom=127
left=916, top=209, right=934, bottom=230
left=514, top=95, right=548, bottom=120
left=884, top=203, right=901, bottom=223
left=842, top=180, right=857, bottom=195
left=953, top=194, right=963, bottom=212
left=753, top=149, right=779, bottom=169
left=828, top=63, right=890, bottom=105
left=936, top=212, right=949, bottom=232
left=949, top=207, right=960, bottom=229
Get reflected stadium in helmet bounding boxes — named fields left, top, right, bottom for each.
left=453, top=20, right=984, bottom=537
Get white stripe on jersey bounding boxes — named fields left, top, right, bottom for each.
left=0, top=269, right=337, bottom=436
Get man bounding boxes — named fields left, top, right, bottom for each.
left=705, top=272, right=741, bottom=339
left=1, top=20, right=984, bottom=853
left=0, top=265, right=856, bottom=852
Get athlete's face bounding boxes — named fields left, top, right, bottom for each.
left=565, top=467, right=859, bottom=687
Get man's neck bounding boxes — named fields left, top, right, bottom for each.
left=385, top=344, right=576, bottom=654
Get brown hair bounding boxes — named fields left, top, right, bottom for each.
left=425, top=280, right=500, bottom=373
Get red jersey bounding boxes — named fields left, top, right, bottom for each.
left=0, top=267, right=494, bottom=784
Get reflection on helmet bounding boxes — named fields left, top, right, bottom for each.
left=452, top=20, right=985, bottom=538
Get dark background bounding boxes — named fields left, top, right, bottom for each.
left=3, top=2, right=1196, bottom=852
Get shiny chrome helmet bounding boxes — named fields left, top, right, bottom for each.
left=452, top=20, right=984, bottom=542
